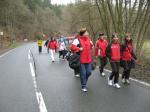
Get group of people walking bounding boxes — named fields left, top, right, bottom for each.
left=37, top=28, right=137, bottom=92
left=37, top=35, right=67, bottom=62
left=71, top=28, right=137, bottom=92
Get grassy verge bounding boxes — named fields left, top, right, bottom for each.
left=0, top=41, right=24, bottom=55
left=143, top=41, right=150, bottom=59
left=9, top=42, right=21, bottom=49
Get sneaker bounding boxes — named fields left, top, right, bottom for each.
left=75, top=74, right=80, bottom=78
left=81, top=88, right=87, bottom=92
left=114, top=83, right=121, bottom=89
left=101, top=72, right=105, bottom=77
left=108, top=78, right=113, bottom=86
left=125, top=79, right=130, bottom=84
left=122, top=78, right=126, bottom=84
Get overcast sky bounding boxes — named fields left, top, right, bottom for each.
left=51, top=0, right=75, bottom=5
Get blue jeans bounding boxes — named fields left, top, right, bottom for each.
left=80, top=63, right=92, bottom=88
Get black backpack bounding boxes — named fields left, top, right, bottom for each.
left=68, top=53, right=80, bottom=69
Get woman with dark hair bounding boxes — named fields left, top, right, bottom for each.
left=95, top=33, right=108, bottom=76
left=106, top=33, right=121, bottom=89
left=71, top=28, right=93, bottom=92
left=47, top=37, right=58, bottom=62
left=121, top=34, right=137, bottom=84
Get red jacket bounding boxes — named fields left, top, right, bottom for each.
left=95, top=38, right=108, bottom=57
left=106, top=42, right=121, bottom=61
left=122, top=43, right=132, bottom=61
left=71, top=36, right=93, bottom=64
left=48, top=40, right=57, bottom=50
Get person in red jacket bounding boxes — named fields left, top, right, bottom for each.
left=95, top=33, right=108, bottom=76
left=47, top=37, right=58, bottom=62
left=106, top=33, right=121, bottom=89
left=121, top=34, right=137, bottom=84
left=70, top=34, right=80, bottom=78
left=71, top=28, right=93, bottom=92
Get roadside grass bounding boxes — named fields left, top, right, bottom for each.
left=143, top=41, right=150, bottom=59
left=0, top=41, right=24, bottom=55
left=9, top=42, right=20, bottom=49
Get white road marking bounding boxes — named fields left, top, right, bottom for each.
left=104, top=69, right=150, bottom=87
left=29, top=49, right=48, bottom=112
left=38, top=92, right=48, bottom=112
left=0, top=49, right=15, bottom=58
left=29, top=63, right=35, bottom=77
left=28, top=50, right=31, bottom=60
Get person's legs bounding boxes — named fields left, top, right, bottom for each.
left=80, top=64, right=87, bottom=89
left=47, top=48, right=49, bottom=53
left=38, top=46, right=40, bottom=53
left=99, top=57, right=107, bottom=76
left=122, top=61, right=131, bottom=84
left=109, top=62, right=118, bottom=87
left=74, top=67, right=80, bottom=77
left=39, top=46, right=42, bottom=53
left=50, top=49, right=55, bottom=61
left=53, top=49, right=55, bottom=59
left=59, top=51, right=61, bottom=58
left=109, top=62, right=116, bottom=80
left=103, top=57, right=108, bottom=67
left=125, top=61, right=131, bottom=79
left=125, top=69, right=131, bottom=79
left=99, top=57, right=103, bottom=73
left=40, top=46, right=42, bottom=52
left=113, top=62, right=121, bottom=88
left=109, top=62, right=120, bottom=88
left=122, top=61, right=128, bottom=79
left=125, top=61, right=131, bottom=84
left=114, top=62, right=120, bottom=84
left=85, top=63, right=92, bottom=82
left=62, top=50, right=65, bottom=59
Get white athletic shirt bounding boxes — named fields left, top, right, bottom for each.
left=72, top=38, right=93, bottom=46
left=59, top=42, right=66, bottom=50
left=72, top=38, right=80, bottom=46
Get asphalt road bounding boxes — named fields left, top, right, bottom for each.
left=0, top=43, right=38, bottom=112
left=0, top=43, right=150, bottom=112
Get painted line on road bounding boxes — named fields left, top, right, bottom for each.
left=28, top=53, right=31, bottom=60
left=28, top=50, right=31, bottom=60
left=37, top=92, right=48, bottom=112
left=29, top=49, right=48, bottom=112
left=104, top=69, right=150, bottom=87
left=0, top=49, right=15, bottom=58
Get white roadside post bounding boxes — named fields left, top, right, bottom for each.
left=0, top=32, right=4, bottom=48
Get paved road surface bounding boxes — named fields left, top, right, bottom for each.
left=0, top=43, right=150, bottom=112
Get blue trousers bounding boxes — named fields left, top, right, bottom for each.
left=80, top=63, right=92, bottom=88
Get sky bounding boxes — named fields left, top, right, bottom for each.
left=51, top=0, right=75, bottom=5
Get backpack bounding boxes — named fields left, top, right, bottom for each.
left=68, top=53, right=80, bottom=69
left=65, top=50, right=72, bottom=61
